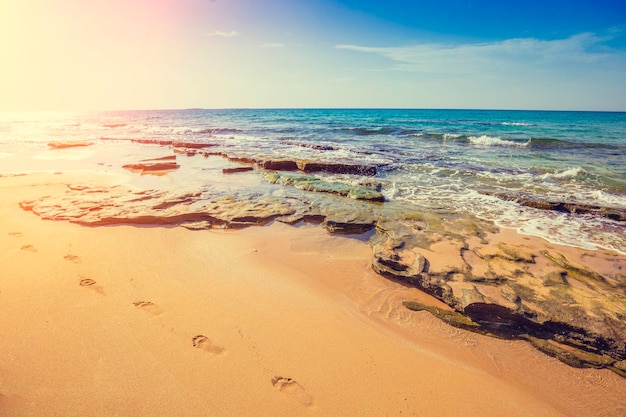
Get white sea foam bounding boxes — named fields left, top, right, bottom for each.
left=468, top=135, right=529, bottom=147
left=501, top=122, right=530, bottom=126
left=387, top=180, right=626, bottom=254
left=541, top=167, right=586, bottom=180
left=588, top=190, right=626, bottom=207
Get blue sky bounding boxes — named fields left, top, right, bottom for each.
left=1, top=0, right=625, bottom=111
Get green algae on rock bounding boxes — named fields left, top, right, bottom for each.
left=263, top=171, right=385, bottom=202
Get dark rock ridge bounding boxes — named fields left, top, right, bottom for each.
left=480, top=191, right=626, bottom=222
left=259, top=158, right=378, bottom=176
left=223, top=167, right=254, bottom=174
left=99, top=138, right=379, bottom=177
left=122, top=155, right=179, bottom=175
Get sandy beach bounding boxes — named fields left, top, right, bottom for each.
left=1, top=171, right=625, bottom=417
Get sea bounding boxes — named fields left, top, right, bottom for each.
left=1, top=108, right=625, bottom=254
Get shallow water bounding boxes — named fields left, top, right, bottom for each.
left=1, top=108, right=625, bottom=253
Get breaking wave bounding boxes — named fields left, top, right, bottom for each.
left=468, top=135, right=530, bottom=147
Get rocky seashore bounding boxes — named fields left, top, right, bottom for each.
left=19, top=142, right=626, bottom=377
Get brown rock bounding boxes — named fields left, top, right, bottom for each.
left=223, top=167, right=254, bottom=174
left=299, top=162, right=377, bottom=176
left=48, top=141, right=93, bottom=149
left=262, top=160, right=299, bottom=171
left=122, top=155, right=179, bottom=175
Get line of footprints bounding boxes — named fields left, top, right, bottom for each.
left=14, top=233, right=313, bottom=407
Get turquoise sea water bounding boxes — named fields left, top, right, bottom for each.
left=1, top=109, right=625, bottom=253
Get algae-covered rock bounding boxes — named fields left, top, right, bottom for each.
left=263, top=172, right=385, bottom=202
left=374, top=217, right=626, bottom=376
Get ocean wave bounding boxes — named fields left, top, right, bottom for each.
left=343, top=127, right=421, bottom=136
left=196, top=128, right=243, bottom=135
left=476, top=121, right=532, bottom=127
left=529, top=137, right=626, bottom=151
left=541, top=167, right=587, bottom=180
left=501, top=122, right=531, bottom=126
left=411, top=133, right=464, bottom=141
left=348, top=127, right=395, bottom=136
left=468, top=135, right=530, bottom=147
left=280, top=140, right=339, bottom=151
left=589, top=190, right=626, bottom=207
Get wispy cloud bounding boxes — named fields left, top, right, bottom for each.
left=205, top=30, right=241, bottom=38
left=260, top=43, right=285, bottom=48
left=336, top=33, right=625, bottom=75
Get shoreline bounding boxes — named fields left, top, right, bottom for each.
left=1, top=172, right=626, bottom=416
left=3, top=138, right=626, bottom=370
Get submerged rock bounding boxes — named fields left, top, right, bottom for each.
left=263, top=172, right=385, bottom=202
left=299, top=161, right=377, bottom=176
left=223, top=167, right=254, bottom=174
left=122, top=155, right=179, bottom=175
left=48, top=141, right=93, bottom=149
left=480, top=191, right=626, bottom=222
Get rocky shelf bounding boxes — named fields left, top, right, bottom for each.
left=17, top=141, right=626, bottom=378
left=479, top=191, right=626, bottom=222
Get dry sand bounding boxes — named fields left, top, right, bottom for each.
left=1, top=172, right=625, bottom=417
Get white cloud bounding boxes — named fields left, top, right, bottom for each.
left=332, top=32, right=626, bottom=110
left=335, top=33, right=625, bottom=75
left=205, top=30, right=241, bottom=38
left=260, top=43, right=285, bottom=48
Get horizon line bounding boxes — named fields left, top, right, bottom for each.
left=2, top=106, right=626, bottom=114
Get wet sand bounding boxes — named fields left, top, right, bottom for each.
left=1, top=172, right=625, bottom=417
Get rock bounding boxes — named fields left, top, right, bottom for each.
left=226, top=156, right=260, bottom=165
left=324, top=219, right=375, bottom=235
left=122, top=155, right=179, bottom=175
left=172, top=141, right=218, bottom=149
left=223, top=167, right=254, bottom=174
left=541, top=270, right=569, bottom=286
left=263, top=172, right=385, bottom=202
left=403, top=301, right=480, bottom=330
left=299, top=161, right=377, bottom=176
left=373, top=217, right=626, bottom=375
left=181, top=221, right=212, bottom=230
left=479, top=191, right=626, bottom=222
left=262, top=160, right=299, bottom=171
left=48, top=141, right=93, bottom=149
left=129, top=139, right=174, bottom=146
left=540, top=250, right=607, bottom=285
left=122, top=162, right=179, bottom=175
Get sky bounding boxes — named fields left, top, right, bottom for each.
left=1, top=0, right=626, bottom=111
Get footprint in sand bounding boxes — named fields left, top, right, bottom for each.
left=192, top=335, right=225, bottom=355
left=271, top=376, right=314, bottom=407
left=79, top=278, right=104, bottom=294
left=133, top=301, right=163, bottom=316
left=20, top=244, right=37, bottom=252
left=64, top=254, right=81, bottom=263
